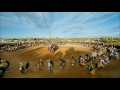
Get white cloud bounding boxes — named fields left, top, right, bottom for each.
left=1, top=12, right=119, bottom=38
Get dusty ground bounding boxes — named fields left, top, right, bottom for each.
left=0, top=45, right=120, bottom=78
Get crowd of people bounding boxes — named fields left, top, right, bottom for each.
left=0, top=43, right=120, bottom=77
left=48, top=43, right=56, bottom=53
left=18, top=45, right=119, bottom=75
left=1, top=44, right=29, bottom=52
left=30, top=44, right=119, bottom=75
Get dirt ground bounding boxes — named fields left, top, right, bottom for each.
left=0, top=45, right=120, bottom=78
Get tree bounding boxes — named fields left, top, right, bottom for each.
left=100, top=37, right=108, bottom=43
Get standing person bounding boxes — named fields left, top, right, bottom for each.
left=0, top=59, right=4, bottom=67
left=85, top=54, right=90, bottom=62
left=78, top=55, right=82, bottom=65
left=25, top=60, right=30, bottom=70
left=114, top=52, right=119, bottom=59
left=36, top=59, right=40, bottom=69
left=86, top=62, right=95, bottom=75
left=71, top=55, right=76, bottom=66
left=47, top=59, right=54, bottom=72
left=39, top=59, right=44, bottom=70
left=109, top=52, right=114, bottom=60
left=18, top=61, right=30, bottom=74
left=96, top=58, right=105, bottom=69
left=19, top=62, right=26, bottom=74
left=36, top=59, right=44, bottom=70
left=105, top=56, right=110, bottom=63
left=60, top=58, right=66, bottom=69
left=80, top=56, right=86, bottom=66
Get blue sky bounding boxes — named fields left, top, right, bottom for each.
left=0, top=12, right=120, bottom=38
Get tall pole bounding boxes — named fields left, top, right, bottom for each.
left=42, top=12, right=51, bottom=39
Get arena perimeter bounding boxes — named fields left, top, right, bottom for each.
left=0, top=45, right=120, bottom=78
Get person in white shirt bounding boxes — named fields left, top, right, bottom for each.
left=105, top=56, right=110, bottom=63
left=47, top=59, right=54, bottom=72
left=115, top=52, right=119, bottom=59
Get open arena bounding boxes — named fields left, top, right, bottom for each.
left=0, top=45, right=120, bottom=78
